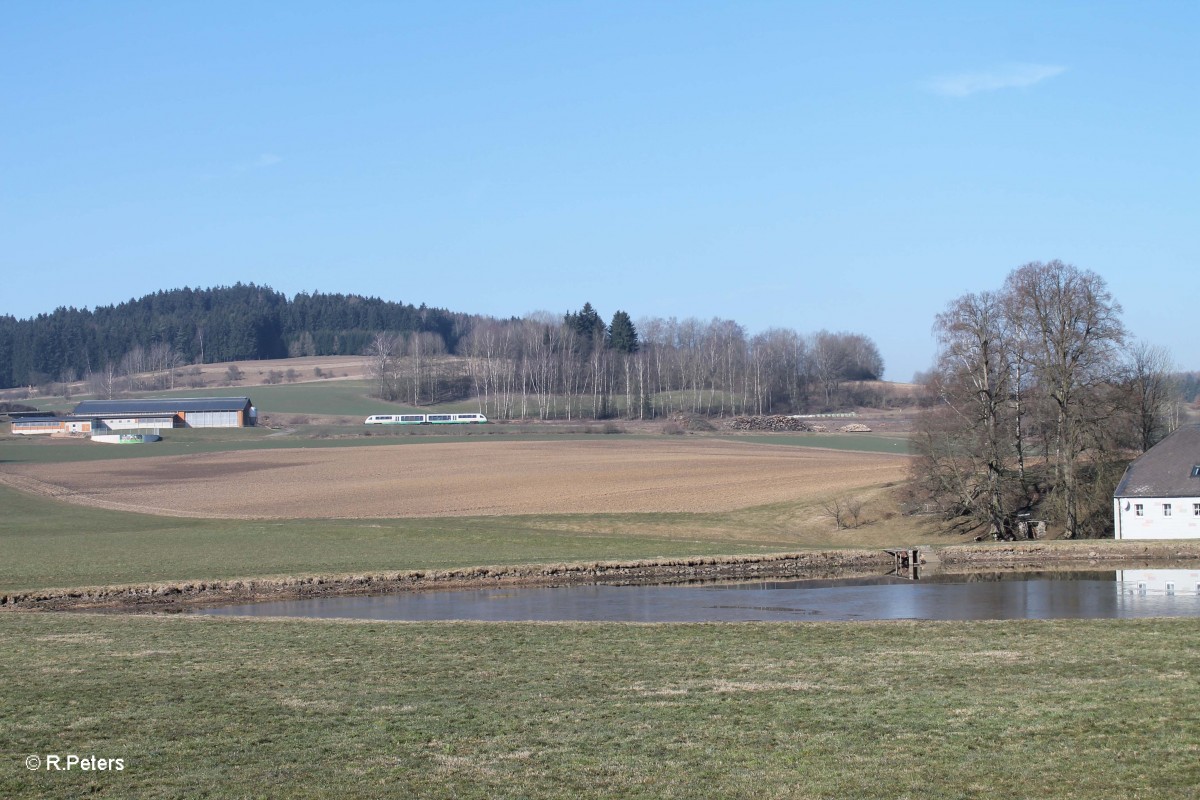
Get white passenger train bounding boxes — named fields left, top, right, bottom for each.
left=364, top=413, right=488, bottom=425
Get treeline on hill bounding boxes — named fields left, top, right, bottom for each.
left=0, top=285, right=468, bottom=390
left=3, top=285, right=890, bottom=416
left=911, top=260, right=1183, bottom=540
left=367, top=302, right=886, bottom=418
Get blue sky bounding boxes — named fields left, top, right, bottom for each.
left=2, top=1, right=1197, bottom=380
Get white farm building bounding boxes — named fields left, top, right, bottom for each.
left=9, top=397, right=256, bottom=436
left=1113, top=424, right=1200, bottom=539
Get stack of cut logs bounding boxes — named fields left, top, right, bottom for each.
left=839, top=423, right=873, bottom=432
left=726, top=415, right=816, bottom=432
left=667, top=412, right=716, bottom=432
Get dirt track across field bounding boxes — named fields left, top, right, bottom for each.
left=0, top=439, right=909, bottom=519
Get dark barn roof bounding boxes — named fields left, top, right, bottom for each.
left=72, top=397, right=252, bottom=416
left=1114, top=425, right=1200, bottom=498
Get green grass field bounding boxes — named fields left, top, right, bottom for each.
left=1, top=420, right=909, bottom=468
left=18, top=379, right=482, bottom=418
left=169, top=380, right=494, bottom=417
left=3, top=613, right=1198, bottom=799
left=15, top=378, right=911, bottom=450
left=719, top=432, right=911, bottom=454
left=0, top=427, right=643, bottom=465
left=0, top=481, right=932, bottom=594
left=167, top=379, right=404, bottom=416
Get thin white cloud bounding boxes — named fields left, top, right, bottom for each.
left=925, top=63, right=1067, bottom=97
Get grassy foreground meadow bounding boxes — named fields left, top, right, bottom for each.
left=0, top=483, right=821, bottom=593
left=3, top=613, right=1198, bottom=799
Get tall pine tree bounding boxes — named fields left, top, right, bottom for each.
left=607, top=311, right=639, bottom=354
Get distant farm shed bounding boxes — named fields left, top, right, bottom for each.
left=9, top=415, right=97, bottom=436
left=10, top=397, right=256, bottom=436
left=1114, top=425, right=1200, bottom=539
left=72, top=397, right=256, bottom=429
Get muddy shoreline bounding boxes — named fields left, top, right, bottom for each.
left=4, top=540, right=1200, bottom=614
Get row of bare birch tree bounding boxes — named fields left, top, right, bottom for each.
left=458, top=312, right=883, bottom=421
left=366, top=305, right=886, bottom=419
left=84, top=342, right=185, bottom=400
left=912, top=260, right=1180, bottom=539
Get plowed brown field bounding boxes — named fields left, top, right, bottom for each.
left=0, top=439, right=909, bottom=519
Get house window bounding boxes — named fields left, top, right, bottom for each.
left=1192, top=465, right=1200, bottom=478
left=1163, top=504, right=1172, bottom=517
left=1194, top=503, right=1200, bottom=516
left=1135, top=504, right=1144, bottom=517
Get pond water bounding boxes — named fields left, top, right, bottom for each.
left=197, top=567, right=1200, bottom=622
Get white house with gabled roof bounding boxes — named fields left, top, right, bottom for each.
left=1113, top=424, right=1200, bottom=539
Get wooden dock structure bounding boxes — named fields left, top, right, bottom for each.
left=884, top=548, right=921, bottom=577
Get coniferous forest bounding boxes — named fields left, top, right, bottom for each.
left=0, top=285, right=467, bottom=390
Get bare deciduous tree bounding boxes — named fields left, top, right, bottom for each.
left=147, top=342, right=181, bottom=389
left=120, top=344, right=147, bottom=391
left=914, top=261, right=1143, bottom=539
left=1005, top=261, right=1126, bottom=538
left=1121, top=341, right=1177, bottom=452
left=929, top=290, right=1013, bottom=538
left=366, top=333, right=401, bottom=402
left=821, top=495, right=866, bottom=530
left=87, top=362, right=121, bottom=400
